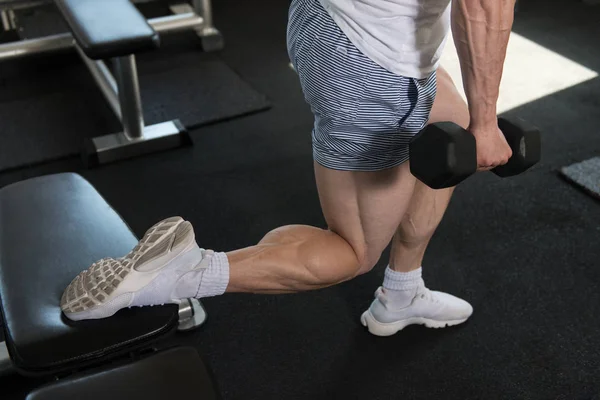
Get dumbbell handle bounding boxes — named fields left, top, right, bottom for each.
left=409, top=117, right=540, bottom=189
left=492, top=118, right=541, bottom=177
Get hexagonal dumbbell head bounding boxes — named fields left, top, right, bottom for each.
left=409, top=122, right=477, bottom=189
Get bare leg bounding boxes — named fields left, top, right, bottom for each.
left=61, top=160, right=420, bottom=321
left=226, top=161, right=417, bottom=293
left=390, top=67, right=470, bottom=273
left=359, top=69, right=474, bottom=335
left=227, top=67, right=468, bottom=292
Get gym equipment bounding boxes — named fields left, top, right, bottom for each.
left=0, top=174, right=215, bottom=398
left=0, top=0, right=223, bottom=52
left=409, top=117, right=541, bottom=189
left=26, top=347, right=219, bottom=400
left=0, top=0, right=223, bottom=166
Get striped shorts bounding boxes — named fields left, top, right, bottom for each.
left=287, top=0, right=437, bottom=171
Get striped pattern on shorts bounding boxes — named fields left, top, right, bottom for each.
left=287, top=0, right=438, bottom=171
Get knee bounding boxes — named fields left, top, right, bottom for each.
left=343, top=241, right=384, bottom=278
left=329, top=252, right=382, bottom=282
left=303, top=232, right=383, bottom=285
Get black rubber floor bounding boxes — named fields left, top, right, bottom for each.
left=0, top=0, right=599, bottom=399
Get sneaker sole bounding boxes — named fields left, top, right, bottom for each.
left=61, top=217, right=195, bottom=321
left=360, top=310, right=468, bottom=337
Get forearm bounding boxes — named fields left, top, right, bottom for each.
left=451, top=0, right=515, bottom=130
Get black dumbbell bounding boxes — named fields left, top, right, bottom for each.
left=409, top=117, right=541, bottom=189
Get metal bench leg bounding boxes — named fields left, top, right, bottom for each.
left=78, top=50, right=191, bottom=167
left=192, top=0, right=224, bottom=51
left=0, top=341, right=14, bottom=377
left=115, top=55, right=144, bottom=140
left=178, top=298, right=207, bottom=331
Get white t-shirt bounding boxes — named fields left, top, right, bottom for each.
left=319, top=0, right=452, bottom=79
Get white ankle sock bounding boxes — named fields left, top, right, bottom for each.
left=197, top=251, right=230, bottom=297
left=382, top=266, right=422, bottom=308
left=174, top=250, right=230, bottom=299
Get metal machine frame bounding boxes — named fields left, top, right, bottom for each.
left=0, top=0, right=223, bottom=166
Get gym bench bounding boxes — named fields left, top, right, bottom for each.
left=0, top=174, right=217, bottom=398
left=0, top=0, right=224, bottom=166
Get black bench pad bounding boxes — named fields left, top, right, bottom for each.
left=0, top=174, right=178, bottom=375
left=27, top=347, right=220, bottom=400
left=54, top=0, right=159, bottom=59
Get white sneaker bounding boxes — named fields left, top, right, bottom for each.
left=61, top=217, right=211, bottom=321
left=360, top=281, right=474, bottom=337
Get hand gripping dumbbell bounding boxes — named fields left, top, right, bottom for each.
left=409, top=118, right=541, bottom=189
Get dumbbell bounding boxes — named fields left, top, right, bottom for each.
left=409, top=117, right=541, bottom=189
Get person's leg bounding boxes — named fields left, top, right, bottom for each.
left=390, top=67, right=469, bottom=274
left=60, top=161, right=418, bottom=320
left=226, top=161, right=417, bottom=294
left=361, top=67, right=474, bottom=336
left=60, top=0, right=422, bottom=321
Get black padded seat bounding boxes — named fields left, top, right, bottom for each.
left=54, top=0, right=160, bottom=59
left=0, top=174, right=179, bottom=376
left=26, top=347, right=220, bottom=400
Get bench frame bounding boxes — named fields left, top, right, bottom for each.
left=0, top=1, right=223, bottom=165
left=0, top=0, right=222, bottom=51
left=0, top=341, right=11, bottom=376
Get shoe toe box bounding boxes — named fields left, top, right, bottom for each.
left=433, top=291, right=473, bottom=319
